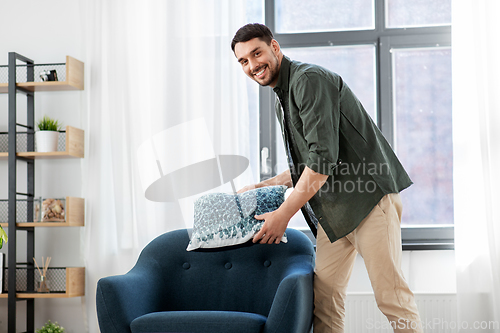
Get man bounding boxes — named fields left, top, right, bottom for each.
left=231, top=23, right=423, bottom=333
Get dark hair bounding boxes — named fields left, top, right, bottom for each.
left=231, top=23, right=274, bottom=52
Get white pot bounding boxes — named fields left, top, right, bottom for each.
left=35, top=131, right=59, bottom=152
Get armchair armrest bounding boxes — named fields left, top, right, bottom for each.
left=264, top=264, right=314, bottom=333
left=96, top=260, right=166, bottom=333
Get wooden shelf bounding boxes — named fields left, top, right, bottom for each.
left=0, top=126, right=84, bottom=160
left=0, top=267, right=85, bottom=299
left=0, top=197, right=84, bottom=228
left=0, top=56, right=84, bottom=93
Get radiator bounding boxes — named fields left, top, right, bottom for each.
left=344, top=293, right=458, bottom=333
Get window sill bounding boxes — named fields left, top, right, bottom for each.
left=295, top=226, right=455, bottom=251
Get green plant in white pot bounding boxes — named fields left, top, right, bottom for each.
left=36, top=320, right=65, bottom=333
left=36, top=116, right=61, bottom=152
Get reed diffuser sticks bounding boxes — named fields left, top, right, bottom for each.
left=33, top=256, right=51, bottom=292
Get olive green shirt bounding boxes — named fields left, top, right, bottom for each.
left=273, top=56, right=412, bottom=243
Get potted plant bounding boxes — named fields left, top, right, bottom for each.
left=0, top=225, right=7, bottom=249
left=36, top=320, right=65, bottom=333
left=36, top=116, right=61, bottom=152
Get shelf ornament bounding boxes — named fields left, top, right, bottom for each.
left=36, top=115, right=62, bottom=152
left=0, top=225, right=6, bottom=249
left=36, top=320, right=65, bottom=333
left=34, top=256, right=52, bottom=293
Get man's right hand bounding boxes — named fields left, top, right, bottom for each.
left=237, top=170, right=293, bottom=194
left=237, top=184, right=258, bottom=194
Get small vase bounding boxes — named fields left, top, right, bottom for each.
left=37, top=275, right=50, bottom=293
left=35, top=131, right=59, bottom=152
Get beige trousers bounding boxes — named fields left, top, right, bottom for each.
left=313, top=193, right=423, bottom=333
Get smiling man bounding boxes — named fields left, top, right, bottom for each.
left=231, top=23, right=423, bottom=333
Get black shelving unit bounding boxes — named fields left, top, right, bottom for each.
left=8, top=52, right=37, bottom=333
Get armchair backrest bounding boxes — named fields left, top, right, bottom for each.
left=131, top=228, right=315, bottom=317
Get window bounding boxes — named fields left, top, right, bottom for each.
left=258, top=0, right=452, bottom=249
left=385, top=0, right=451, bottom=28
left=275, top=0, right=375, bottom=33
left=392, top=47, right=453, bottom=226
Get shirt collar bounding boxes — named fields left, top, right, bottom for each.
left=273, top=55, right=291, bottom=95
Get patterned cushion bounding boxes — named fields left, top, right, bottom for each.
left=187, top=185, right=288, bottom=251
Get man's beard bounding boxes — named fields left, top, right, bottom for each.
left=254, top=56, right=280, bottom=87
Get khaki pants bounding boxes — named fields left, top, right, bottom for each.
left=314, top=193, right=423, bottom=333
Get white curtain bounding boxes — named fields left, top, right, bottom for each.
left=80, top=1, right=254, bottom=331
left=453, top=0, right=500, bottom=332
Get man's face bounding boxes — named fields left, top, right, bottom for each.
left=234, top=38, right=281, bottom=88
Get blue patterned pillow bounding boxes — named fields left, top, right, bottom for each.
left=187, top=185, right=288, bottom=251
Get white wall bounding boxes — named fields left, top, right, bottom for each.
left=0, top=1, right=86, bottom=332
left=347, top=250, right=456, bottom=294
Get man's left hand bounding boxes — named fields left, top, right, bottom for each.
left=253, top=209, right=289, bottom=244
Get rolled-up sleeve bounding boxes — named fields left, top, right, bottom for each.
left=294, top=72, right=341, bottom=175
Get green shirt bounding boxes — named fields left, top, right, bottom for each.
left=273, top=56, right=412, bottom=243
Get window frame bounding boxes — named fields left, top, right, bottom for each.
left=259, top=0, right=453, bottom=250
